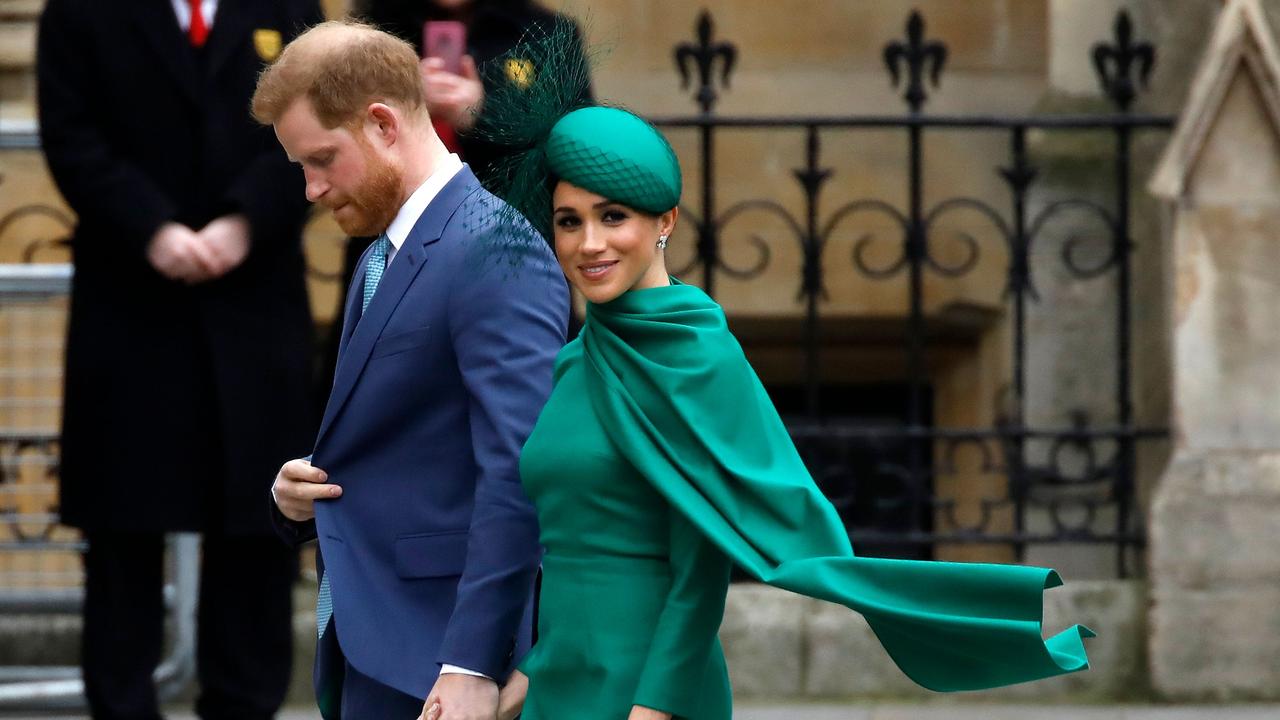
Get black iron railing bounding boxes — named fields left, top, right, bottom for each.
left=651, top=10, right=1172, bottom=576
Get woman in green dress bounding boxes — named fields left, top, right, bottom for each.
left=511, top=107, right=736, bottom=720
left=446, top=24, right=1093, bottom=720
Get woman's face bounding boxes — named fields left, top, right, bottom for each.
left=552, top=181, right=677, bottom=304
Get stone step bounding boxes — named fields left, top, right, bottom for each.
left=0, top=579, right=1145, bottom=706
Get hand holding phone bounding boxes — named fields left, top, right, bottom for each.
left=424, top=20, right=466, bottom=75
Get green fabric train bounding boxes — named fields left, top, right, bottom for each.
left=582, top=282, right=1094, bottom=692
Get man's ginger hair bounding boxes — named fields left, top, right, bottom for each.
left=252, top=20, right=426, bottom=129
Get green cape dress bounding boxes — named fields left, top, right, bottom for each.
left=518, top=280, right=1092, bottom=719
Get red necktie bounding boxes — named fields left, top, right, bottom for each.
left=188, top=0, right=209, bottom=48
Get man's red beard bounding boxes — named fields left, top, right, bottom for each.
left=328, top=145, right=403, bottom=237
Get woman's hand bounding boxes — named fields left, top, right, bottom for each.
left=497, top=669, right=529, bottom=720
left=627, top=706, right=673, bottom=720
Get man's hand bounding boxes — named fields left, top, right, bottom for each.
left=628, top=707, right=673, bottom=720
left=420, top=55, right=485, bottom=131
left=195, top=214, right=251, bottom=278
left=272, top=458, right=340, bottom=523
left=147, top=222, right=218, bottom=284
left=420, top=673, right=499, bottom=720
left=497, top=670, right=528, bottom=720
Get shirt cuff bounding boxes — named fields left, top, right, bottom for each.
left=440, top=664, right=491, bottom=680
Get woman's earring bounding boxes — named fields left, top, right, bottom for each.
left=657, top=234, right=668, bottom=250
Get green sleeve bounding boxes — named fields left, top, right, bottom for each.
left=631, top=506, right=732, bottom=718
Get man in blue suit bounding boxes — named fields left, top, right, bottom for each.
left=252, top=20, right=566, bottom=720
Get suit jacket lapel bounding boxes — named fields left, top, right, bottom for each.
left=315, top=246, right=371, bottom=449
left=129, top=0, right=202, bottom=107
left=313, top=168, right=481, bottom=448
left=337, top=256, right=366, bottom=358
left=321, top=248, right=367, bottom=406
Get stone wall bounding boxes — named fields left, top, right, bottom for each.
left=0, top=0, right=38, bottom=129
left=1147, top=0, right=1280, bottom=701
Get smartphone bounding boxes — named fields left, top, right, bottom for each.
left=424, top=20, right=466, bottom=75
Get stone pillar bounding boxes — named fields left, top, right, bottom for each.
left=1147, top=0, right=1280, bottom=702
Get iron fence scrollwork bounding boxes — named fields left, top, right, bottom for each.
left=653, top=9, right=1172, bottom=576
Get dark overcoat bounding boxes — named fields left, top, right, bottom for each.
left=37, top=0, right=323, bottom=535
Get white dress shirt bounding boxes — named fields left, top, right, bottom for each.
left=380, top=154, right=484, bottom=680
left=170, top=0, right=218, bottom=31
left=383, top=153, right=465, bottom=267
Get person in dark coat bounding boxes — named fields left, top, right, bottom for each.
left=36, top=2, right=323, bottom=718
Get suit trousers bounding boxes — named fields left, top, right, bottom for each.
left=82, top=532, right=296, bottom=720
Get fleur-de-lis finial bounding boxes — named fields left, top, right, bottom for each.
left=674, top=11, right=738, bottom=114
left=1092, top=10, right=1155, bottom=111
left=883, top=11, right=948, bottom=113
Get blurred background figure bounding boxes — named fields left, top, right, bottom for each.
left=353, top=0, right=588, bottom=177
left=35, top=1, right=322, bottom=718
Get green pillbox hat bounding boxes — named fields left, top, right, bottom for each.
left=546, top=106, right=683, bottom=214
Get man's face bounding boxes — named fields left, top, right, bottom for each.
left=275, top=98, right=402, bottom=237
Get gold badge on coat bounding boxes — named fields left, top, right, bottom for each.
left=504, top=58, right=535, bottom=89
left=254, top=29, right=283, bottom=62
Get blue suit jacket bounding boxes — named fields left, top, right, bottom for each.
left=276, top=166, right=566, bottom=699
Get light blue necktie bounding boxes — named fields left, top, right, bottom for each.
left=361, top=234, right=392, bottom=313
left=317, top=234, right=392, bottom=639
left=316, top=573, right=332, bottom=638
